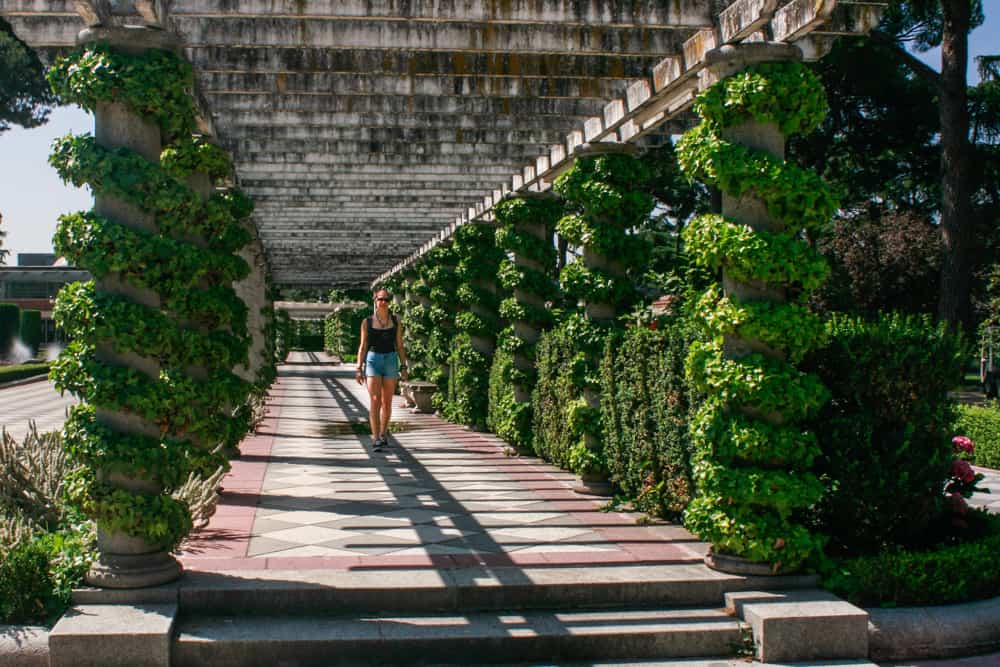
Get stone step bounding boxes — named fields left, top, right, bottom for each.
left=139, top=564, right=817, bottom=615
left=172, top=606, right=746, bottom=667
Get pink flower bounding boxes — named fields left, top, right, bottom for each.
left=952, top=436, right=975, bottom=454
left=947, top=491, right=969, bottom=516
left=950, top=458, right=976, bottom=484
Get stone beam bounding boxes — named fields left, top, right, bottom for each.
left=167, top=0, right=715, bottom=27
left=170, top=17, right=692, bottom=56
left=203, top=92, right=607, bottom=117
left=222, top=126, right=573, bottom=145
left=212, top=111, right=600, bottom=132
left=198, top=72, right=628, bottom=100
left=187, top=47, right=661, bottom=79
left=227, top=140, right=557, bottom=159
left=231, top=153, right=555, bottom=166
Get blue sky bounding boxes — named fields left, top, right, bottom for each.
left=1, top=12, right=998, bottom=261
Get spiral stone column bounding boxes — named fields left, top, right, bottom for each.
left=81, top=26, right=182, bottom=588
left=421, top=242, right=459, bottom=409
left=490, top=193, right=561, bottom=451
left=553, top=143, right=654, bottom=496
left=679, top=43, right=833, bottom=573
left=444, top=222, right=503, bottom=429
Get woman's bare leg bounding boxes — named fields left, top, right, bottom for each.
left=380, top=378, right=397, bottom=437
left=367, top=376, right=383, bottom=439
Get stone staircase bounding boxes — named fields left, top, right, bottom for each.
left=50, top=562, right=874, bottom=666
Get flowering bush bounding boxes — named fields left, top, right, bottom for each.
left=945, top=436, right=987, bottom=516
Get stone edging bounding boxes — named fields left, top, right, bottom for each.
left=5, top=596, right=1000, bottom=665
left=0, top=625, right=49, bottom=667
left=867, top=596, right=1000, bottom=661
left=0, top=372, right=51, bottom=390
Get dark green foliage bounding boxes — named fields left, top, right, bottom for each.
left=0, top=17, right=57, bottom=134
left=532, top=326, right=584, bottom=469
left=0, top=362, right=50, bottom=383
left=532, top=316, right=612, bottom=473
left=18, top=309, right=41, bottom=357
left=487, top=350, right=533, bottom=451
left=0, top=539, right=51, bottom=623
left=0, top=302, right=19, bottom=356
left=0, top=525, right=94, bottom=625
left=600, top=322, right=700, bottom=518
left=445, top=334, right=490, bottom=430
left=802, top=313, right=965, bottom=554
left=323, top=300, right=366, bottom=362
left=274, top=309, right=292, bottom=362
left=296, top=335, right=324, bottom=351
left=824, top=512, right=1000, bottom=607
left=955, top=405, right=1000, bottom=469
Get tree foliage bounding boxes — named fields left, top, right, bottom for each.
left=0, top=18, right=56, bottom=133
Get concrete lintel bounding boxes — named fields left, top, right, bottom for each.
left=771, top=0, right=838, bottom=43
left=49, top=603, right=177, bottom=667
left=167, top=0, right=714, bottom=27
left=199, top=71, right=627, bottom=100
left=186, top=46, right=661, bottom=78
left=171, top=16, right=691, bottom=56
left=204, top=90, right=605, bottom=117
left=719, top=0, right=778, bottom=44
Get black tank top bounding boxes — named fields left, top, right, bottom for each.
left=367, top=314, right=397, bottom=353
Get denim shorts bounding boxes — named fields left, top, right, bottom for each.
left=365, top=350, right=399, bottom=379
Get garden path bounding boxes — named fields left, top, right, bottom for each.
left=0, top=377, right=77, bottom=441
left=178, top=351, right=707, bottom=571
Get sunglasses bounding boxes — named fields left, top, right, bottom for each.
left=375, top=297, right=390, bottom=302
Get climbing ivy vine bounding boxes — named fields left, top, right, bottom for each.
left=488, top=196, right=561, bottom=451
left=677, top=62, right=833, bottom=571
left=47, top=43, right=257, bottom=550
left=535, top=152, right=653, bottom=476
left=444, top=223, right=504, bottom=429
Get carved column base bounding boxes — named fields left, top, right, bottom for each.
left=86, top=529, right=182, bottom=589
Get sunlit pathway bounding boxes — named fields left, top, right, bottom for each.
left=0, top=377, right=78, bottom=442
left=178, top=351, right=707, bottom=571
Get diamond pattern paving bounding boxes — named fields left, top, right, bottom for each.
left=174, top=351, right=997, bottom=572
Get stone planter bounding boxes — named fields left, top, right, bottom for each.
left=399, top=381, right=416, bottom=408
left=704, top=548, right=792, bottom=576
left=407, top=381, right=437, bottom=413
left=573, top=471, right=614, bottom=497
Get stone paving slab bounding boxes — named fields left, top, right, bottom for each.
left=177, top=352, right=707, bottom=571
left=0, top=378, right=78, bottom=441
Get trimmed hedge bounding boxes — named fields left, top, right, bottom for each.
left=0, top=303, right=19, bottom=357
left=601, top=321, right=701, bottom=518
left=803, top=313, right=965, bottom=554
left=19, top=309, right=42, bottom=357
left=0, top=363, right=51, bottom=384
left=823, top=513, right=1000, bottom=607
left=955, top=404, right=1000, bottom=469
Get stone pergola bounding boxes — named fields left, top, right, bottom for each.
left=2, top=0, right=883, bottom=289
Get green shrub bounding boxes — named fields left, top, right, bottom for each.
left=323, top=300, right=366, bottom=363
left=0, top=362, right=50, bottom=384
left=601, top=321, right=701, bottom=518
left=0, top=537, right=52, bottom=623
left=18, top=309, right=42, bottom=357
left=823, top=513, right=1000, bottom=607
left=0, top=302, right=19, bottom=357
left=533, top=316, right=612, bottom=473
left=487, top=350, right=533, bottom=451
left=955, top=404, right=1000, bottom=469
left=803, top=313, right=965, bottom=554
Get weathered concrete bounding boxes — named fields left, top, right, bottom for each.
left=868, top=596, right=1000, bottom=662
left=0, top=625, right=49, bottom=667
left=48, top=603, right=177, bottom=667
left=0, top=1, right=884, bottom=288
left=727, top=590, right=869, bottom=663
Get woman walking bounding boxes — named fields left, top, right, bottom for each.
left=356, top=288, right=408, bottom=450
